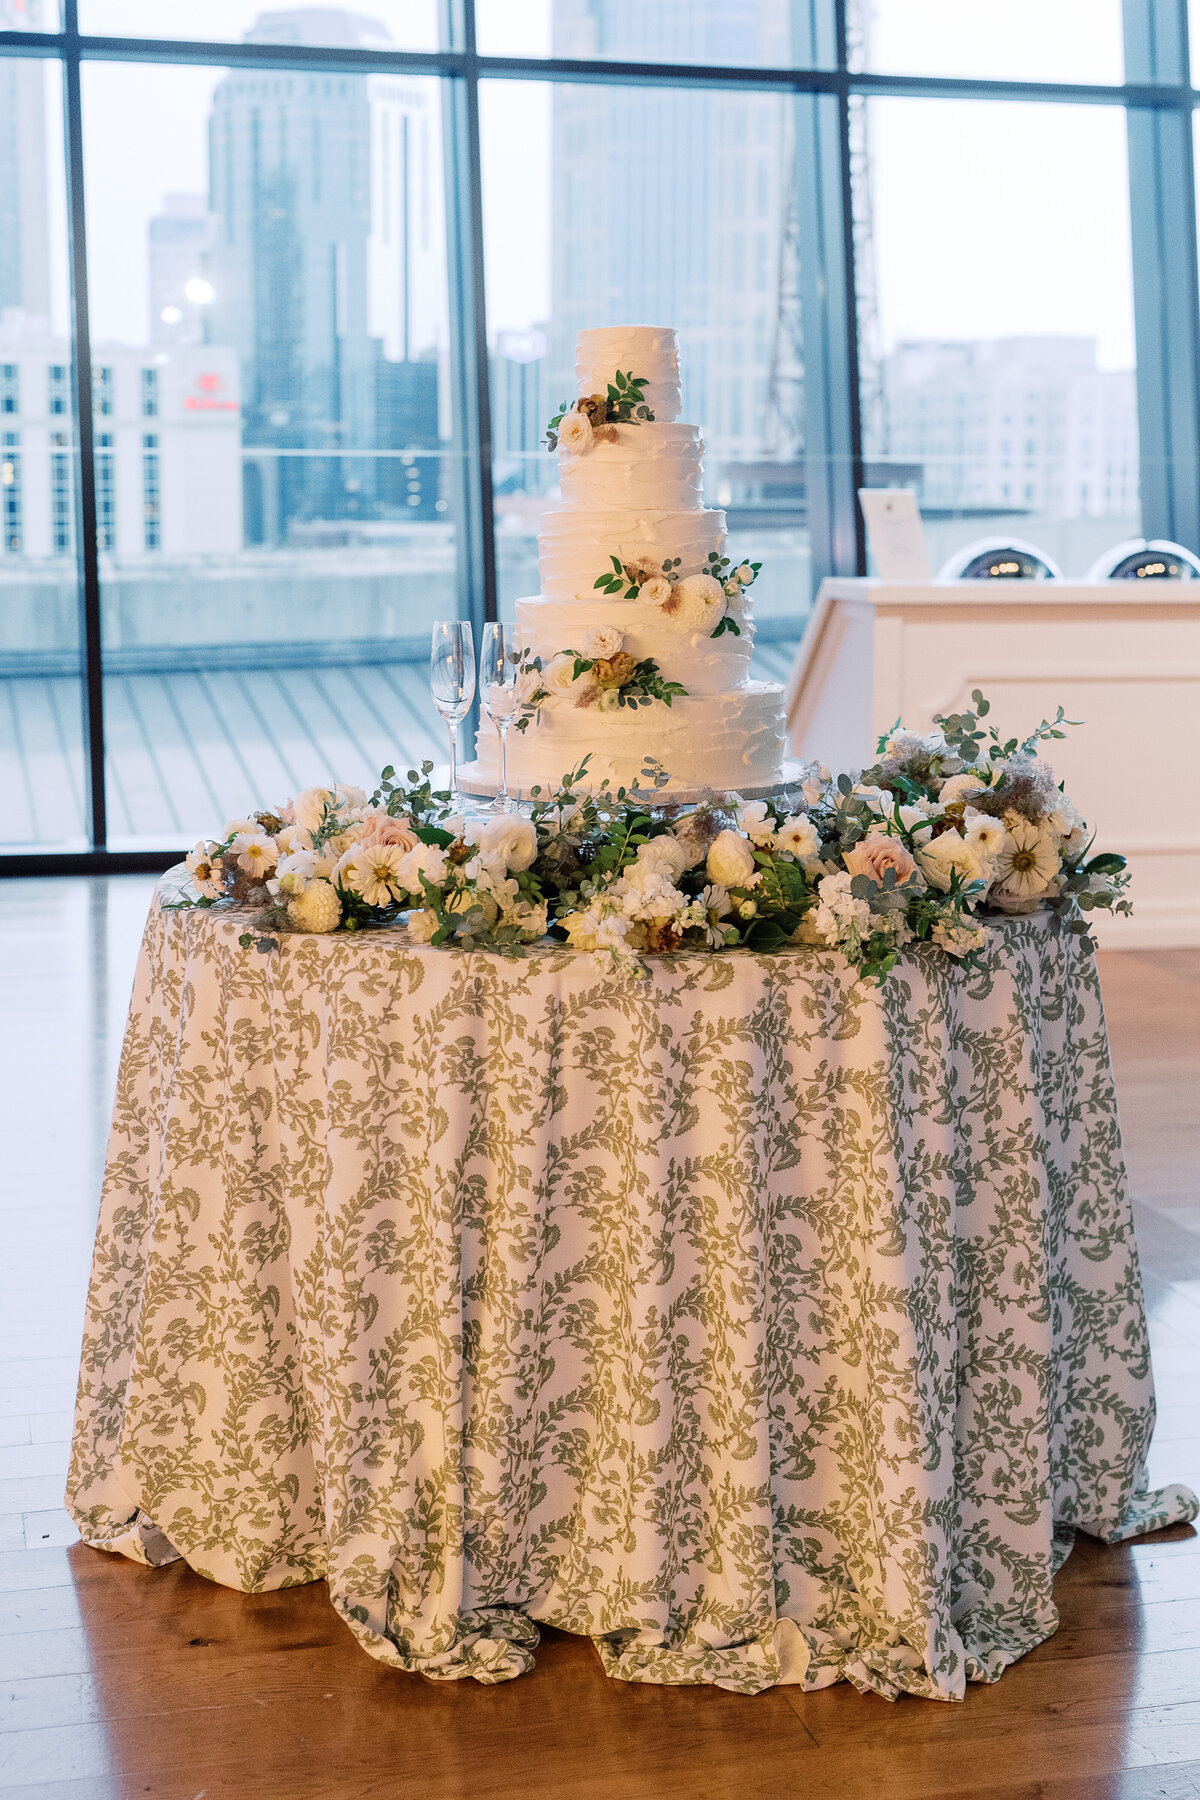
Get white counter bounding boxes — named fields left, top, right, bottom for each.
left=786, top=579, right=1200, bottom=948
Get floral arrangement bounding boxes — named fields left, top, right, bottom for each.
left=511, top=624, right=687, bottom=731
left=593, top=548, right=760, bottom=639
left=545, top=371, right=654, bottom=453
left=177, top=692, right=1129, bottom=984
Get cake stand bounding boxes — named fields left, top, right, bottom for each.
left=454, top=759, right=813, bottom=808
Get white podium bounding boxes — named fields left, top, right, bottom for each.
left=786, top=579, right=1200, bottom=948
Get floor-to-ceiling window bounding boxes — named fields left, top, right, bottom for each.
left=1, top=0, right=1198, bottom=864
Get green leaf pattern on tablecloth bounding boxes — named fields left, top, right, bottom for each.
left=67, top=884, right=1197, bottom=1697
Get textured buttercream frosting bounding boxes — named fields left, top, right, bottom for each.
left=476, top=684, right=786, bottom=795
left=558, top=422, right=704, bottom=511
left=575, top=325, right=682, bottom=423
left=477, top=323, right=786, bottom=796
left=515, top=595, right=753, bottom=695
left=537, top=504, right=727, bottom=603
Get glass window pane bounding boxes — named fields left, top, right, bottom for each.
left=477, top=0, right=814, bottom=69
left=849, top=0, right=1124, bottom=84
left=854, top=98, right=1139, bottom=578
left=78, top=2, right=437, bottom=51
left=480, top=78, right=811, bottom=685
left=81, top=60, right=460, bottom=850
left=0, top=56, right=87, bottom=852
left=0, top=0, right=59, bottom=28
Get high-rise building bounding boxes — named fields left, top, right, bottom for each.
left=548, top=1, right=795, bottom=483
left=0, top=0, right=51, bottom=322
left=148, top=195, right=218, bottom=347
left=205, top=9, right=444, bottom=540
left=880, top=337, right=1138, bottom=521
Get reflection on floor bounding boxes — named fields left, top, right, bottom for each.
left=0, top=640, right=803, bottom=849
left=4, top=881, right=1194, bottom=1798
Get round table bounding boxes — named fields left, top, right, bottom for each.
left=67, top=880, right=1197, bottom=1697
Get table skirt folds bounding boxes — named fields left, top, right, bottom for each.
left=67, top=891, right=1198, bottom=1697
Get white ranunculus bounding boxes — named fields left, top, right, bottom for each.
left=736, top=563, right=755, bottom=584
left=706, top=828, right=758, bottom=888
left=773, top=814, right=820, bottom=860
left=667, top=572, right=726, bottom=634
left=479, top=814, right=538, bottom=873
left=938, top=772, right=988, bottom=806
left=557, top=408, right=593, bottom=454
left=963, top=809, right=1005, bottom=858
left=579, top=623, right=623, bottom=660
left=736, top=799, right=774, bottom=844
left=636, top=835, right=690, bottom=880
left=639, top=574, right=673, bottom=607
left=396, top=841, right=449, bottom=894
left=917, top=831, right=984, bottom=893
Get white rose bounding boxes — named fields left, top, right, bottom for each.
left=639, top=574, right=673, bottom=607
left=291, top=787, right=341, bottom=834
left=736, top=799, right=774, bottom=844
left=897, top=804, right=937, bottom=838
left=918, top=831, right=985, bottom=893
left=543, top=653, right=583, bottom=696
left=479, top=815, right=538, bottom=873
left=396, top=841, right=449, bottom=893
left=557, top=408, right=593, bottom=454
left=665, top=572, right=726, bottom=634
left=580, top=624, right=623, bottom=660
left=773, top=814, right=819, bottom=860
left=636, top=835, right=690, bottom=881
left=706, top=828, right=758, bottom=888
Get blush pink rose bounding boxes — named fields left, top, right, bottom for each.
left=842, top=833, right=917, bottom=886
left=356, top=811, right=418, bottom=853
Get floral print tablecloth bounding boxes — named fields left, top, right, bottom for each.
left=67, top=882, right=1197, bottom=1697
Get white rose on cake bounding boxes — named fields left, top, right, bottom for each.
left=638, top=574, right=673, bottom=607
left=665, top=573, right=725, bottom=634
left=542, top=653, right=588, bottom=699
left=557, top=409, right=593, bottom=455
left=579, top=624, right=624, bottom=660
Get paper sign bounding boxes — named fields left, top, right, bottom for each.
left=858, top=488, right=931, bottom=581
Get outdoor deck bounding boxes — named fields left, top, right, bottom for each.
left=1, top=640, right=801, bottom=849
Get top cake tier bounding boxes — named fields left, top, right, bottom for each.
left=575, top=325, right=682, bottom=423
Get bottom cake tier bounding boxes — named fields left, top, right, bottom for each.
left=472, top=681, right=787, bottom=795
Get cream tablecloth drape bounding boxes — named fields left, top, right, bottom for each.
left=67, top=882, right=1197, bottom=1697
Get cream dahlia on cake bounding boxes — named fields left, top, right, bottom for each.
left=473, top=324, right=788, bottom=795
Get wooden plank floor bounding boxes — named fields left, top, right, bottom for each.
left=0, top=881, right=1196, bottom=1800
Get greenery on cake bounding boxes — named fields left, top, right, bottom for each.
left=592, top=547, right=761, bottom=636
left=545, top=370, right=654, bottom=451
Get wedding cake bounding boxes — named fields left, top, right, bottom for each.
left=472, top=325, right=788, bottom=796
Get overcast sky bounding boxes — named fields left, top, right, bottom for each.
left=41, top=0, right=1139, bottom=370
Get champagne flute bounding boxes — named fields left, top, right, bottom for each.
left=430, top=620, right=476, bottom=809
left=480, top=620, right=520, bottom=814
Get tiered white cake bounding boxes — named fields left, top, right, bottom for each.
left=473, top=325, right=787, bottom=795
